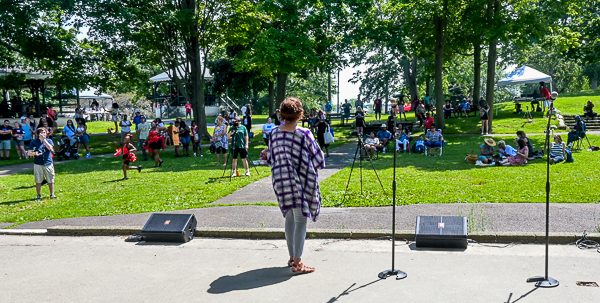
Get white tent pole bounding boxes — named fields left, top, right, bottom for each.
left=550, top=81, right=553, bottom=92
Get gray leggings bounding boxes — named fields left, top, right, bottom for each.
left=285, top=208, right=308, bottom=258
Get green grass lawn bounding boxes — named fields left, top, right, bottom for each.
left=553, top=89, right=600, bottom=115
left=0, top=145, right=272, bottom=227
left=320, top=134, right=600, bottom=206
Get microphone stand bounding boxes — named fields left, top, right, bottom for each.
left=527, top=96, right=559, bottom=288
left=378, top=112, right=407, bottom=280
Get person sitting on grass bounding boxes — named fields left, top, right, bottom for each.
left=478, top=138, right=495, bottom=164
left=549, top=134, right=566, bottom=164
left=413, top=135, right=425, bottom=154
left=364, top=132, right=379, bottom=159
left=584, top=100, right=597, bottom=118
left=377, top=124, right=392, bottom=153
left=499, top=139, right=528, bottom=166
left=497, top=140, right=516, bottom=159
left=516, top=130, right=536, bottom=159
left=424, top=124, right=443, bottom=156
left=120, top=134, right=142, bottom=180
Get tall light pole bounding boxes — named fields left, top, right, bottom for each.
left=337, top=70, right=340, bottom=113
left=328, top=70, right=331, bottom=108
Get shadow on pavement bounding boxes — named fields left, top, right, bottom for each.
left=408, top=243, right=467, bottom=252
left=506, top=287, right=538, bottom=303
left=207, top=267, right=292, bottom=294
left=327, top=279, right=382, bottom=302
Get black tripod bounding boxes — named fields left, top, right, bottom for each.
left=378, top=114, right=407, bottom=280
left=221, top=128, right=260, bottom=182
left=341, top=135, right=385, bottom=205
left=527, top=95, right=558, bottom=288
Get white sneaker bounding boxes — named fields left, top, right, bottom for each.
left=230, top=172, right=236, bottom=178
left=194, top=153, right=197, bottom=157
left=481, top=132, right=484, bottom=135
left=244, top=171, right=250, bottom=177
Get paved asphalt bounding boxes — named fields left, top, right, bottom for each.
left=1, top=235, right=599, bottom=302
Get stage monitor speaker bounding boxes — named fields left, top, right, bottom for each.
left=142, top=214, right=197, bottom=242
left=415, top=216, right=467, bottom=249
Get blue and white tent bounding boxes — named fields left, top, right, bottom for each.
left=497, top=66, right=552, bottom=89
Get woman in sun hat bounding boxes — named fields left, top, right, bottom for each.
left=478, top=138, right=496, bottom=164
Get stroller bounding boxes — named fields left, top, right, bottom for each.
left=56, top=136, right=79, bottom=161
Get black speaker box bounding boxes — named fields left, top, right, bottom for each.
left=415, top=216, right=467, bottom=249
left=141, top=214, right=197, bottom=242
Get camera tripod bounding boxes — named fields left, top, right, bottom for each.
left=221, top=129, right=260, bottom=182
left=341, top=135, right=385, bottom=205
left=523, top=105, right=533, bottom=119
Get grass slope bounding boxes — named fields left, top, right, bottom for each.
left=0, top=147, right=272, bottom=227
left=320, top=134, right=600, bottom=206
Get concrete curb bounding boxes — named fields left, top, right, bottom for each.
left=0, top=229, right=47, bottom=236
left=39, top=226, right=600, bottom=244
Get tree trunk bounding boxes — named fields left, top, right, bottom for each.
left=434, top=14, right=446, bottom=129
left=268, top=79, right=275, bottom=115
left=592, top=78, right=598, bottom=90
left=425, top=77, right=431, bottom=97
left=410, top=56, right=418, bottom=98
left=485, top=0, right=500, bottom=133
left=275, top=72, right=288, bottom=110
left=473, top=41, right=482, bottom=102
left=402, top=57, right=418, bottom=99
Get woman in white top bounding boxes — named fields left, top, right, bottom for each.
left=63, top=119, right=77, bottom=145
left=262, top=117, right=276, bottom=146
left=120, top=114, right=132, bottom=144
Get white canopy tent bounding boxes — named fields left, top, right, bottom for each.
left=150, top=65, right=213, bottom=83
left=76, top=89, right=113, bottom=99
left=497, top=66, right=552, bottom=90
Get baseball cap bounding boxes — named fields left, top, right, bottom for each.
left=20, top=116, right=26, bottom=120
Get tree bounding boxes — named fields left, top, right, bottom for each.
left=84, top=0, right=244, bottom=137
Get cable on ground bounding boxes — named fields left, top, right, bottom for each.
left=575, top=230, right=600, bottom=253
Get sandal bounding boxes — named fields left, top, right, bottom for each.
left=287, top=258, right=295, bottom=267
left=292, top=263, right=315, bottom=274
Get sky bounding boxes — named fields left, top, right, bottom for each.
left=335, top=64, right=366, bottom=106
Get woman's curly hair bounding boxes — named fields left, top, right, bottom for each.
left=279, top=97, right=304, bottom=122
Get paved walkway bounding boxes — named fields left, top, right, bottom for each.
left=210, top=141, right=359, bottom=205
left=1, top=235, right=599, bottom=302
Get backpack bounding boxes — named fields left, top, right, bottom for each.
left=565, top=148, right=574, bottom=163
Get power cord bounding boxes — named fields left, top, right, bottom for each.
left=468, top=239, right=517, bottom=248
left=575, top=230, right=600, bottom=253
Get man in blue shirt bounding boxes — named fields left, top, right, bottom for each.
left=132, top=110, right=145, bottom=142
left=325, top=101, right=333, bottom=116
left=377, top=124, right=392, bottom=152
left=28, top=128, right=57, bottom=200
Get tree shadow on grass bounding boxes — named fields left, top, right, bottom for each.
left=207, top=267, right=292, bottom=294
left=0, top=199, right=34, bottom=205
left=14, top=185, right=35, bottom=190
